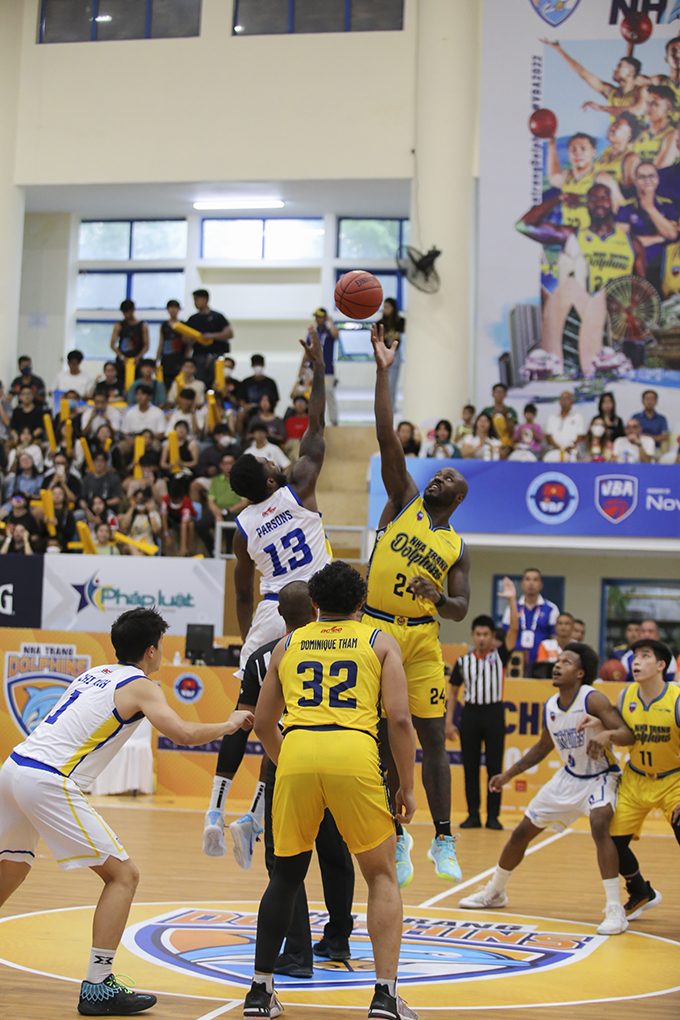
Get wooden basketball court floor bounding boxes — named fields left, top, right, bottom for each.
left=1, top=795, right=678, bottom=1020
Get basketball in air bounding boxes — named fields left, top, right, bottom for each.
left=600, top=658, right=626, bottom=683
left=334, top=271, right=384, bottom=320
left=620, top=12, right=653, bottom=44
left=529, top=108, right=558, bottom=139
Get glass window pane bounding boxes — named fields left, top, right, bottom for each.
left=77, top=272, right=128, bottom=309
left=131, top=220, right=188, bottom=259
left=401, top=219, right=410, bottom=248
left=337, top=326, right=372, bottom=359
left=372, top=274, right=399, bottom=306
left=202, top=219, right=264, bottom=259
left=294, top=0, right=345, bottom=32
left=338, top=218, right=400, bottom=259
left=234, top=0, right=289, bottom=35
left=151, top=0, right=201, bottom=37
left=350, top=0, right=403, bottom=31
left=42, top=0, right=93, bottom=42
left=96, top=0, right=146, bottom=40
left=263, top=219, right=324, bottom=260
left=75, top=321, right=118, bottom=359
left=79, top=221, right=131, bottom=260
left=131, top=272, right=185, bottom=308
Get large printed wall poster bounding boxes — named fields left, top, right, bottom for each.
left=478, top=0, right=680, bottom=427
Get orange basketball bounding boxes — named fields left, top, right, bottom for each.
left=334, top=271, right=383, bottom=320
left=600, top=658, right=626, bottom=682
left=529, top=108, right=557, bottom=139
left=621, top=12, right=652, bottom=44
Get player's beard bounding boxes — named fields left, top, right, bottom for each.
left=424, top=489, right=454, bottom=508
left=273, top=471, right=288, bottom=489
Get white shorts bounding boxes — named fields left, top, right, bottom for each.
left=525, top=767, right=620, bottom=831
left=0, top=756, right=128, bottom=871
left=235, top=597, right=287, bottom=680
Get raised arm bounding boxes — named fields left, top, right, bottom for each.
left=253, top=639, right=287, bottom=764
left=233, top=527, right=255, bottom=642
left=371, top=323, right=418, bottom=513
left=501, top=576, right=519, bottom=650
left=542, top=39, right=609, bottom=95
left=115, top=678, right=253, bottom=746
left=287, top=328, right=325, bottom=509
left=516, top=193, right=574, bottom=247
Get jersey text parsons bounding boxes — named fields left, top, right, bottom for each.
left=256, top=510, right=293, bottom=538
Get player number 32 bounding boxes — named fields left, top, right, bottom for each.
left=296, top=660, right=357, bottom=709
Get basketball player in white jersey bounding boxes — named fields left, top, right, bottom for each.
left=458, top=643, right=635, bottom=935
left=0, top=608, right=253, bottom=1016
left=203, top=327, right=332, bottom=861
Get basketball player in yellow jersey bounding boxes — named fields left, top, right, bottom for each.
left=633, top=85, right=677, bottom=169
left=364, top=323, right=470, bottom=889
left=542, top=40, right=646, bottom=121
left=547, top=132, right=598, bottom=231
left=582, top=638, right=680, bottom=922
left=245, top=561, right=417, bottom=1020
left=593, top=111, right=641, bottom=188
left=638, top=36, right=680, bottom=122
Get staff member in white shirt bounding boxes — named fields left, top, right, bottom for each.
left=545, top=391, right=586, bottom=454
left=243, top=420, right=291, bottom=473
left=612, top=418, right=655, bottom=463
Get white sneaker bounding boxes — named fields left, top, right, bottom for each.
left=458, top=882, right=508, bottom=909
left=203, top=810, right=226, bottom=857
left=396, top=994, right=419, bottom=1019
left=230, top=813, right=263, bottom=871
left=597, top=902, right=629, bottom=935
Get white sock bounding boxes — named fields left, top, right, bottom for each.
left=603, top=877, right=621, bottom=906
left=249, top=781, right=266, bottom=829
left=86, top=947, right=115, bottom=984
left=254, top=971, right=274, bottom=993
left=376, top=978, right=397, bottom=997
left=489, top=865, right=513, bottom=895
left=209, top=776, right=232, bottom=813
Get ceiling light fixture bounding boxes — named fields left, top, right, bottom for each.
left=95, top=14, right=112, bottom=20
left=234, top=25, right=244, bottom=32
left=193, top=199, right=284, bottom=210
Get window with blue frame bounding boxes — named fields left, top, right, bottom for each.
left=233, top=0, right=403, bottom=35
left=337, top=218, right=409, bottom=259
left=39, top=0, right=201, bottom=43
left=78, top=220, right=187, bottom=260
left=77, top=270, right=185, bottom=309
left=76, top=319, right=165, bottom=359
left=201, top=218, right=324, bottom=260
left=334, top=267, right=406, bottom=324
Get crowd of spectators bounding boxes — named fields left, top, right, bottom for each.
left=0, top=290, right=314, bottom=558
left=396, top=385, right=680, bottom=463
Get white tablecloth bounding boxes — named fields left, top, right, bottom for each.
left=88, top=718, right=155, bottom=796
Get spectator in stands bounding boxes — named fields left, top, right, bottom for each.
left=190, top=423, right=241, bottom=498
left=582, top=416, right=614, bottom=461
left=307, top=309, right=340, bottom=425
left=161, top=476, right=196, bottom=557
left=633, top=389, right=669, bottom=451
left=283, top=396, right=309, bottom=462
left=503, top=568, right=559, bottom=664
left=6, top=427, right=44, bottom=474
left=160, top=420, right=199, bottom=474
left=128, top=359, right=167, bottom=407
left=117, top=488, right=162, bottom=554
left=53, top=390, right=84, bottom=442
left=397, top=421, right=420, bottom=457
left=481, top=383, right=518, bottom=450
left=613, top=418, right=655, bottom=462
left=244, top=420, right=291, bottom=473
left=2, top=453, right=43, bottom=508
left=42, top=452, right=81, bottom=504
left=121, top=385, right=167, bottom=443
left=80, top=386, right=122, bottom=440
left=513, top=404, right=543, bottom=455
left=545, top=391, right=585, bottom=455
left=122, top=451, right=165, bottom=507
left=9, top=356, right=45, bottom=404
left=377, top=298, right=405, bottom=413
left=165, top=389, right=206, bottom=440
left=187, top=288, right=233, bottom=384
left=536, top=612, right=575, bottom=662
left=453, top=404, right=475, bottom=445
left=460, top=412, right=500, bottom=459
left=0, top=492, right=40, bottom=549
left=0, top=522, right=33, bottom=556
left=10, top=385, right=44, bottom=442
left=572, top=618, right=586, bottom=640
left=85, top=494, right=118, bottom=534
left=238, top=355, right=279, bottom=411
left=250, top=393, right=287, bottom=447
left=95, top=361, right=126, bottom=402
left=45, top=483, right=75, bottom=552
left=167, top=358, right=206, bottom=408
left=52, top=350, right=94, bottom=399
left=110, top=300, right=149, bottom=386
left=613, top=621, right=641, bottom=660
left=196, top=452, right=249, bottom=556
left=621, top=619, right=677, bottom=680
left=0, top=382, right=13, bottom=443
left=156, top=300, right=187, bottom=388
left=598, top=392, right=625, bottom=445
left=290, top=348, right=313, bottom=403
left=93, top=522, right=120, bottom=556
left=217, top=356, right=241, bottom=409
left=420, top=419, right=460, bottom=459
left=79, top=451, right=122, bottom=514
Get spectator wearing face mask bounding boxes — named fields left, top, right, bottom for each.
left=583, top=416, right=614, bottom=461
left=9, top=356, right=46, bottom=404
left=238, top=355, right=279, bottom=411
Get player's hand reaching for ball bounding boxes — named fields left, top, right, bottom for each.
left=301, top=327, right=324, bottom=367
left=371, top=323, right=398, bottom=370
left=395, top=786, right=416, bottom=825
left=540, top=37, right=561, bottom=50
left=225, top=709, right=255, bottom=733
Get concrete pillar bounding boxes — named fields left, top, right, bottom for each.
left=0, top=1, right=25, bottom=389
left=402, top=0, right=480, bottom=424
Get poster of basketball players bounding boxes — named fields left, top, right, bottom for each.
left=477, top=0, right=680, bottom=421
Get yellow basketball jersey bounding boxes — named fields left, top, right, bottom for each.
left=656, top=76, right=680, bottom=122
left=561, top=169, right=596, bottom=231
left=633, top=123, right=675, bottom=163
left=576, top=225, right=635, bottom=293
left=605, top=86, right=641, bottom=115
left=661, top=240, right=680, bottom=296
left=593, top=145, right=628, bottom=182
left=622, top=682, right=680, bottom=778
left=366, top=495, right=464, bottom=620
left=279, top=619, right=382, bottom=738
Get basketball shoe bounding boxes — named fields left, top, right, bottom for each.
left=596, top=902, right=628, bottom=935
left=78, top=975, right=157, bottom=1015
left=202, top=810, right=227, bottom=857
left=458, top=882, right=508, bottom=909
left=624, top=882, right=662, bottom=920
left=230, top=812, right=263, bottom=870
left=368, top=984, right=418, bottom=1020
left=243, top=981, right=283, bottom=1018
left=427, top=834, right=462, bottom=883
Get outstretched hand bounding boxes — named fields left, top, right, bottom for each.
left=371, top=323, right=398, bottom=370
left=301, top=327, right=324, bottom=368
left=499, top=576, right=517, bottom=600
left=227, top=709, right=255, bottom=733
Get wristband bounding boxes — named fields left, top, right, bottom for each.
left=435, top=592, right=447, bottom=608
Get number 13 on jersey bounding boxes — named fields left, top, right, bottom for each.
left=263, top=528, right=312, bottom=578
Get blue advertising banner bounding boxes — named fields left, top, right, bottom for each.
left=0, top=556, right=44, bottom=628
left=368, top=457, right=680, bottom=537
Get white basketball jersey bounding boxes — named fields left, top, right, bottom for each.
left=13, top=663, right=146, bottom=790
left=544, top=684, right=617, bottom=778
left=235, top=485, right=331, bottom=595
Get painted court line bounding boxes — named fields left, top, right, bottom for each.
left=195, top=999, right=243, bottom=1019
left=417, top=828, right=573, bottom=908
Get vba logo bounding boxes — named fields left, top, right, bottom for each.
left=594, top=475, right=638, bottom=524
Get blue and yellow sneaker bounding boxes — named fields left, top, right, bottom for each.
left=78, top=974, right=157, bottom=1015
left=395, top=830, right=414, bottom=888
left=427, top=834, right=462, bottom=883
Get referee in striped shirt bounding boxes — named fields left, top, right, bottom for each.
left=445, top=577, right=519, bottom=830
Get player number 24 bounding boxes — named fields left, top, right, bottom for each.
left=297, top=660, right=357, bottom=709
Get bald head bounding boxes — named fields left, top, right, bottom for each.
left=278, top=580, right=316, bottom=631
left=423, top=467, right=468, bottom=510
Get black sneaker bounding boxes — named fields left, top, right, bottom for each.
left=242, top=981, right=283, bottom=1018
left=274, top=951, right=313, bottom=978
left=78, top=975, right=157, bottom=1015
left=486, top=817, right=503, bottom=830
left=624, top=882, right=663, bottom=920
left=313, top=936, right=351, bottom=961
left=368, top=984, right=418, bottom=1019
left=459, top=816, right=481, bottom=829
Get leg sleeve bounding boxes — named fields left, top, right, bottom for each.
left=460, top=705, right=483, bottom=818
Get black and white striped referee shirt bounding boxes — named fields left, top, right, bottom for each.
left=449, top=645, right=509, bottom=705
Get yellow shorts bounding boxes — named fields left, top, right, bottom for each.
left=610, top=766, right=680, bottom=839
left=272, top=728, right=394, bottom=857
left=361, top=613, right=445, bottom=719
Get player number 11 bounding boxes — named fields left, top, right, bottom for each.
left=641, top=750, right=653, bottom=767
